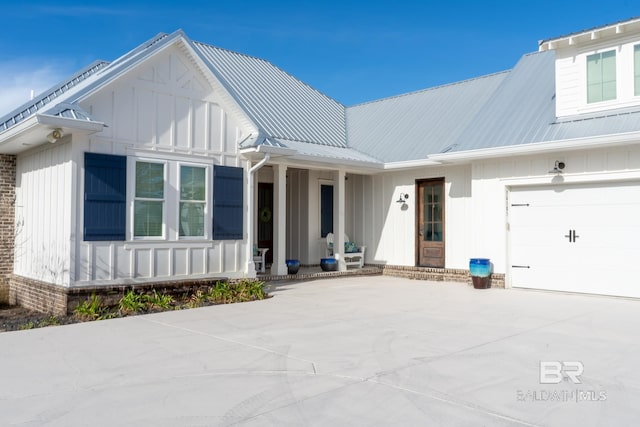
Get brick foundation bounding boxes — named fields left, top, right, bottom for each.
left=0, top=154, right=16, bottom=304
left=9, top=275, right=230, bottom=316
left=378, top=264, right=505, bottom=288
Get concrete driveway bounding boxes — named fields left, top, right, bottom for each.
left=1, top=276, right=639, bottom=426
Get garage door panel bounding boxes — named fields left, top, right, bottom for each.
left=509, top=182, right=640, bottom=298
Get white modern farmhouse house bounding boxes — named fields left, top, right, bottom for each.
left=1, top=17, right=640, bottom=313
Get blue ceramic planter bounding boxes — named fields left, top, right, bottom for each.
left=286, top=259, right=300, bottom=274
left=469, top=258, right=491, bottom=277
left=469, top=258, right=491, bottom=289
left=320, top=258, right=338, bottom=272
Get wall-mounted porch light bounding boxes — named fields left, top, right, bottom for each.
left=46, top=128, right=64, bottom=143
left=396, top=193, right=409, bottom=203
left=549, top=160, right=565, bottom=174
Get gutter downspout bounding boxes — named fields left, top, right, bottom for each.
left=246, top=153, right=270, bottom=275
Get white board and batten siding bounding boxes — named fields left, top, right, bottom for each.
left=72, top=44, right=252, bottom=285
left=472, top=144, right=640, bottom=297
left=14, top=141, right=73, bottom=285
left=554, top=35, right=640, bottom=117
left=348, top=166, right=472, bottom=270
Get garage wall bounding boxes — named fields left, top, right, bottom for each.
left=471, top=144, right=640, bottom=276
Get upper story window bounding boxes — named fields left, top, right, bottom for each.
left=635, top=45, right=640, bottom=96
left=587, top=50, right=617, bottom=103
left=179, top=165, right=206, bottom=237
left=134, top=161, right=165, bottom=237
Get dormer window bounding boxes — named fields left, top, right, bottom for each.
left=635, top=45, right=640, bottom=96
left=587, top=50, right=616, bottom=103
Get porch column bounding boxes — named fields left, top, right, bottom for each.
left=333, top=170, right=346, bottom=271
left=272, top=164, right=288, bottom=275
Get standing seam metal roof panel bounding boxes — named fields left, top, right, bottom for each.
left=0, top=60, right=109, bottom=133
left=345, top=72, right=508, bottom=162
left=452, top=50, right=557, bottom=152
left=193, top=41, right=346, bottom=147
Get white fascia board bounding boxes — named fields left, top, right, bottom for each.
left=287, top=153, right=383, bottom=172
left=37, top=114, right=105, bottom=133
left=383, top=158, right=443, bottom=170
left=539, top=17, right=640, bottom=51
left=429, top=131, right=640, bottom=163
left=71, top=33, right=193, bottom=107
left=255, top=144, right=297, bottom=157
left=0, top=115, right=39, bottom=143
left=240, top=144, right=298, bottom=158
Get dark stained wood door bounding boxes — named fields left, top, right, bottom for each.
left=417, top=179, right=445, bottom=267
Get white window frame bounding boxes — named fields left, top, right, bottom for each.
left=634, top=44, right=640, bottom=97
left=131, top=158, right=167, bottom=240
left=586, top=49, right=617, bottom=104
left=177, top=162, right=209, bottom=240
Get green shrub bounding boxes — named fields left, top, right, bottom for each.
left=206, top=281, right=232, bottom=303
left=145, top=290, right=174, bottom=310
left=74, top=295, right=105, bottom=321
left=118, top=290, right=146, bottom=315
left=186, top=290, right=206, bottom=308
left=234, top=279, right=267, bottom=302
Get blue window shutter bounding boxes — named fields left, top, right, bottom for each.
left=213, top=165, right=244, bottom=240
left=84, top=153, right=127, bottom=241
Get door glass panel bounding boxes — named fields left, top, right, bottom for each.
left=433, top=205, right=441, bottom=221
left=433, top=222, right=443, bottom=242
left=425, top=223, right=432, bottom=241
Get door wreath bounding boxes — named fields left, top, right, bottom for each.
left=259, top=207, right=272, bottom=223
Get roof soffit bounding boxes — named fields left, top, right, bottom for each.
left=539, top=16, right=640, bottom=51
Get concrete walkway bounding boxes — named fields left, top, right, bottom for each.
left=1, top=276, right=639, bottom=426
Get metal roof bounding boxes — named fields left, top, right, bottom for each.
left=273, top=138, right=381, bottom=164
left=0, top=60, right=108, bottom=132
left=451, top=50, right=640, bottom=153
left=43, top=103, right=101, bottom=123
left=345, top=71, right=508, bottom=162
left=451, top=50, right=557, bottom=152
left=4, top=29, right=640, bottom=166
left=192, top=41, right=347, bottom=148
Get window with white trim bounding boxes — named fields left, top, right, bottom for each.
left=179, top=165, right=206, bottom=237
left=634, top=45, right=640, bottom=97
left=587, top=50, right=616, bottom=103
left=134, top=161, right=165, bottom=237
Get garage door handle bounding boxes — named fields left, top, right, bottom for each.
left=565, top=229, right=580, bottom=243
left=512, top=265, right=530, bottom=268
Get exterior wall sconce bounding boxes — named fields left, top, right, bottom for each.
left=549, top=160, right=565, bottom=174
left=396, top=193, right=409, bottom=203
left=46, top=128, right=64, bottom=143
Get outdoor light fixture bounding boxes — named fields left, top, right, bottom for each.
left=396, top=193, right=409, bottom=203
left=46, top=128, right=64, bottom=143
left=549, top=160, right=565, bottom=174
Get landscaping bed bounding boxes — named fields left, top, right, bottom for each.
left=0, top=279, right=268, bottom=333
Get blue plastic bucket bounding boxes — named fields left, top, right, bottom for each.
left=469, top=258, right=491, bottom=277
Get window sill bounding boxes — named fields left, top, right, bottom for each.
left=123, top=240, right=217, bottom=250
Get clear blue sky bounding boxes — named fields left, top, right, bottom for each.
left=0, top=0, right=638, bottom=116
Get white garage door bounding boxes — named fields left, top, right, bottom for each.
left=509, top=181, right=640, bottom=298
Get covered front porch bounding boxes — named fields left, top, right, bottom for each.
left=247, top=159, right=374, bottom=277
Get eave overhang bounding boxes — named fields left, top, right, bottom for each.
left=0, top=114, right=105, bottom=154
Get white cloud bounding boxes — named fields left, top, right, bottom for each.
left=0, top=60, right=72, bottom=119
